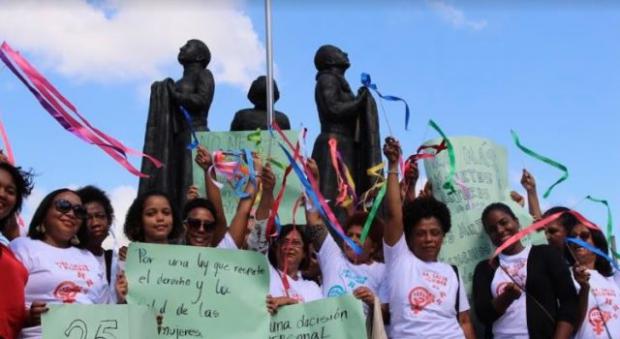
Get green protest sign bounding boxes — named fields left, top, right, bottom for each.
left=125, top=242, right=270, bottom=339
left=193, top=130, right=304, bottom=224
left=423, top=136, right=546, bottom=292
left=270, top=295, right=367, bottom=339
left=42, top=304, right=157, bottom=339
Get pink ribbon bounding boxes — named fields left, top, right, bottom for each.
left=492, top=210, right=601, bottom=259
left=0, top=42, right=161, bottom=177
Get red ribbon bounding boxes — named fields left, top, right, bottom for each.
left=328, top=138, right=356, bottom=207
left=0, top=42, right=161, bottom=177
left=491, top=210, right=601, bottom=259
left=271, top=123, right=347, bottom=237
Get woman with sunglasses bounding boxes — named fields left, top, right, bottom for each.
left=382, top=137, right=475, bottom=339
left=10, top=189, right=111, bottom=339
left=564, top=218, right=620, bottom=338
left=473, top=202, right=578, bottom=339
left=0, top=161, right=33, bottom=339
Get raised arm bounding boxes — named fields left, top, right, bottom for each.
left=195, top=145, right=228, bottom=244
left=226, top=154, right=261, bottom=248
left=303, top=158, right=328, bottom=250
left=383, top=137, right=403, bottom=246
left=247, top=162, right=276, bottom=253
left=521, top=169, right=542, bottom=220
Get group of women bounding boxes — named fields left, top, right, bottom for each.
left=1, top=137, right=619, bottom=339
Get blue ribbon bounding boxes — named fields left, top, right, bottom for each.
left=566, top=237, right=620, bottom=271
left=278, top=143, right=362, bottom=254
left=361, top=72, right=411, bottom=130
left=179, top=106, right=199, bottom=150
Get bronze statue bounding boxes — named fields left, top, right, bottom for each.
left=139, top=39, right=214, bottom=209
left=230, top=76, right=291, bottom=131
left=311, top=45, right=382, bottom=221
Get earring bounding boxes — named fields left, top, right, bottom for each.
left=70, top=235, right=80, bottom=246
left=36, top=224, right=46, bottom=234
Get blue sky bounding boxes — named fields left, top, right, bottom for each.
left=0, top=1, right=618, bottom=244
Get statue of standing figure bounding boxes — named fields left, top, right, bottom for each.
left=230, top=76, right=291, bottom=131
left=139, top=39, right=214, bottom=209
left=311, top=45, right=382, bottom=222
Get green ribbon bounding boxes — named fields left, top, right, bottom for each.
left=510, top=130, right=568, bottom=198
left=247, top=128, right=261, bottom=147
left=586, top=195, right=620, bottom=259
left=360, top=184, right=386, bottom=244
left=429, top=120, right=456, bottom=194
left=267, top=158, right=286, bottom=170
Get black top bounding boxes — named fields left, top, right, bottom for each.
left=473, top=245, right=578, bottom=339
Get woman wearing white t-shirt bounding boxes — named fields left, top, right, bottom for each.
left=242, top=162, right=322, bottom=314
left=10, top=189, right=110, bottom=339
left=382, top=137, right=475, bottom=339
left=473, top=203, right=578, bottom=339
left=566, top=220, right=620, bottom=339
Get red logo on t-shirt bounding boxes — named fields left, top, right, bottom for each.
left=408, top=287, right=435, bottom=314
left=588, top=307, right=612, bottom=335
left=53, top=281, right=82, bottom=303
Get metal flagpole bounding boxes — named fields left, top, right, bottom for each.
left=265, top=0, right=275, bottom=157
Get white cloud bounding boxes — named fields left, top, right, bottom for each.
left=427, top=0, right=488, bottom=31
left=0, top=0, right=264, bottom=89
left=19, top=186, right=47, bottom=235
left=102, top=184, right=136, bottom=248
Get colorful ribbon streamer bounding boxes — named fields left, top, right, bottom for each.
left=278, top=142, right=362, bottom=254
left=428, top=120, right=457, bottom=194
left=566, top=237, right=620, bottom=271
left=0, top=42, right=161, bottom=177
left=0, top=112, right=16, bottom=165
left=328, top=138, right=357, bottom=208
left=247, top=128, right=262, bottom=148
left=492, top=210, right=601, bottom=259
left=360, top=184, right=387, bottom=244
left=510, top=130, right=568, bottom=199
left=585, top=196, right=620, bottom=260
left=179, top=106, right=199, bottom=150
left=360, top=73, right=411, bottom=130
left=359, top=163, right=385, bottom=211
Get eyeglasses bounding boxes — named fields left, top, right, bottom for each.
left=54, top=199, right=87, bottom=220
left=184, top=218, right=216, bottom=231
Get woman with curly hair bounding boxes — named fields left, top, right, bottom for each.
left=382, top=137, right=475, bottom=339
left=0, top=162, right=33, bottom=339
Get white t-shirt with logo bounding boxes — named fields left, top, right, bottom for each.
left=384, top=235, right=469, bottom=339
left=268, top=265, right=323, bottom=303
left=318, top=234, right=388, bottom=309
left=490, top=245, right=531, bottom=339
left=216, top=232, right=238, bottom=250
left=573, top=269, right=620, bottom=339
left=10, top=237, right=110, bottom=339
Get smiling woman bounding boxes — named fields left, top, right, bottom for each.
left=9, top=188, right=111, bottom=339
left=473, top=202, right=579, bottom=339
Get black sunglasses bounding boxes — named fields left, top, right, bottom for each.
left=184, top=218, right=216, bottom=231
left=54, top=199, right=87, bottom=220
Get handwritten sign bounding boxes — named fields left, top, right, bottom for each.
left=423, top=136, right=546, bottom=292
left=125, top=242, right=270, bottom=338
left=193, top=130, right=304, bottom=224
left=270, top=295, right=367, bottom=339
left=42, top=304, right=157, bottom=339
